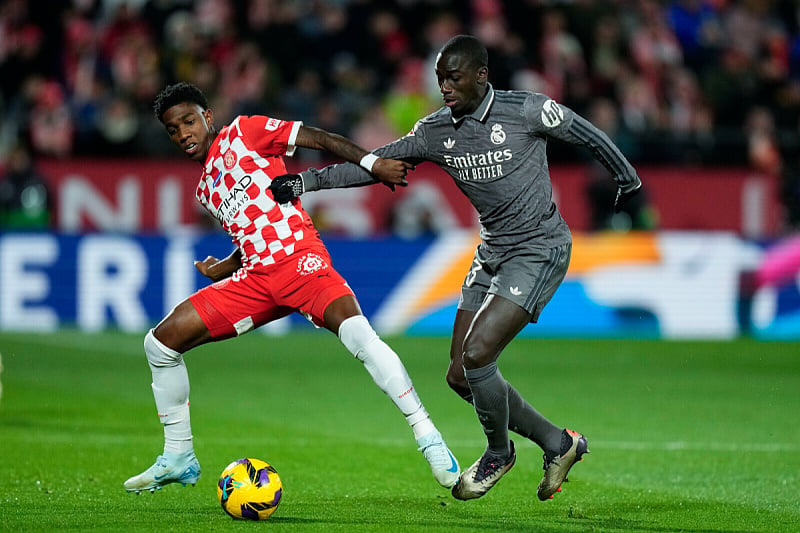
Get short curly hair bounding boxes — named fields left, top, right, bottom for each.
left=152, top=82, right=209, bottom=121
left=439, top=35, right=488, bottom=70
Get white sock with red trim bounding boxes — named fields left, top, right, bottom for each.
left=144, top=329, right=193, bottom=454
left=338, top=315, right=435, bottom=439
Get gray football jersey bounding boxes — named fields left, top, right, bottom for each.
left=303, top=85, right=641, bottom=253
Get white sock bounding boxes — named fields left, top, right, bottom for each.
left=144, top=330, right=193, bottom=454
left=338, top=315, right=435, bottom=439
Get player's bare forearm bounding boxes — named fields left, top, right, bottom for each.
left=295, top=125, right=369, bottom=164
left=295, top=137, right=424, bottom=195
left=194, top=249, right=242, bottom=281
left=295, top=125, right=410, bottom=188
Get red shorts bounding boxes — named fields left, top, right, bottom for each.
left=189, top=247, right=354, bottom=339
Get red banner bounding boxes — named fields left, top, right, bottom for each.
left=35, top=158, right=782, bottom=237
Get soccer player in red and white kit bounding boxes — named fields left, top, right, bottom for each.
left=123, top=82, right=460, bottom=493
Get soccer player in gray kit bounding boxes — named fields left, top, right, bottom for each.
left=271, top=35, right=642, bottom=501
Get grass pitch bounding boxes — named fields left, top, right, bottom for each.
left=0, top=330, right=798, bottom=532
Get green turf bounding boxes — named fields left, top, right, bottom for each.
left=0, top=330, right=798, bottom=532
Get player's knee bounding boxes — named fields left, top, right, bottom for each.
left=445, top=361, right=465, bottom=388
left=445, top=369, right=472, bottom=403
left=461, top=330, right=497, bottom=369
left=144, top=329, right=182, bottom=367
left=462, top=344, right=491, bottom=370
left=337, top=315, right=378, bottom=361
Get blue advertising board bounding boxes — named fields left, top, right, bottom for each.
left=1, top=231, right=798, bottom=339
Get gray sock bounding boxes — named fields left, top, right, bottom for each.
left=507, top=384, right=562, bottom=456
left=464, top=362, right=511, bottom=458
left=457, top=373, right=562, bottom=455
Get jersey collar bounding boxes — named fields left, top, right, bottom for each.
left=451, top=83, right=495, bottom=124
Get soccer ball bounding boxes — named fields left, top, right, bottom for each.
left=217, top=458, right=282, bottom=520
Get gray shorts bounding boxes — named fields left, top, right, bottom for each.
left=458, top=242, right=571, bottom=322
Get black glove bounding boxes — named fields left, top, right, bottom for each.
left=614, top=184, right=642, bottom=213
left=269, top=174, right=304, bottom=203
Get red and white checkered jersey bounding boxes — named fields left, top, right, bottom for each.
left=196, top=115, right=321, bottom=268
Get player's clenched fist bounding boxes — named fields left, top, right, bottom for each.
left=371, top=158, right=412, bottom=190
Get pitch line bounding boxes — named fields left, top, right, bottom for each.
left=588, top=440, right=800, bottom=453
left=369, top=437, right=800, bottom=453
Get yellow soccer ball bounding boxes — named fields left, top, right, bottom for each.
left=217, top=458, right=282, bottom=520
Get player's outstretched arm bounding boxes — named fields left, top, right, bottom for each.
left=269, top=135, right=425, bottom=203
left=533, top=96, right=642, bottom=200
left=295, top=125, right=410, bottom=188
left=194, top=249, right=242, bottom=281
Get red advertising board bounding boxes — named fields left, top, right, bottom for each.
left=35, top=158, right=782, bottom=237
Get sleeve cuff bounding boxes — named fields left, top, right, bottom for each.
left=285, top=121, right=303, bottom=157
left=359, top=153, right=379, bottom=172
left=299, top=170, right=320, bottom=192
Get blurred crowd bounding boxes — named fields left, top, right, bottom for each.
left=2, top=0, right=800, bottom=230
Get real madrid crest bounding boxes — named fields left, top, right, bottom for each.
left=490, top=124, right=506, bottom=145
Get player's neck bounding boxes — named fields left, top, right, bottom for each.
left=198, top=130, right=219, bottom=164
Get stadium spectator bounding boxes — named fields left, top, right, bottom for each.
left=629, top=0, right=684, bottom=101
left=365, top=8, right=412, bottom=88
left=92, top=93, right=141, bottom=156
left=0, top=140, right=52, bottom=228
left=538, top=7, right=587, bottom=107
left=744, top=105, right=783, bottom=178
left=351, top=101, right=402, bottom=151
left=586, top=13, right=628, bottom=99
left=217, top=40, right=272, bottom=118
left=278, top=67, right=324, bottom=131
left=328, top=52, right=380, bottom=132
left=27, top=80, right=74, bottom=158
left=663, top=66, right=716, bottom=163
left=0, top=4, right=52, bottom=105
left=781, top=114, right=800, bottom=230
left=665, top=0, right=724, bottom=72
left=382, top=57, right=437, bottom=137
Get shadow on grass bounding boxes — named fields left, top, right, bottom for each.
left=265, top=497, right=775, bottom=533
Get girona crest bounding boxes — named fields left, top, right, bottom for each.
left=223, top=149, right=237, bottom=170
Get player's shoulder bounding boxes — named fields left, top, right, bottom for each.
left=234, top=114, right=292, bottom=127
left=495, top=90, right=569, bottom=128
left=416, top=107, right=450, bottom=127
left=403, top=107, right=449, bottom=138
left=231, top=115, right=296, bottom=143
left=219, top=115, right=245, bottom=137
left=493, top=89, right=551, bottom=107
